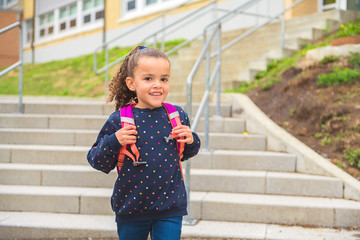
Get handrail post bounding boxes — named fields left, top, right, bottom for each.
left=18, top=12, right=23, bottom=113
left=216, top=23, right=221, bottom=116
left=281, top=0, right=285, bottom=49
left=183, top=78, right=195, bottom=226
left=153, top=35, right=157, bottom=49
left=161, top=15, right=165, bottom=52
left=105, top=45, right=109, bottom=97
left=204, top=30, right=210, bottom=151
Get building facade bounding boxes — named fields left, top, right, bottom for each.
left=0, top=0, right=359, bottom=65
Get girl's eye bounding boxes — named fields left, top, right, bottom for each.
left=161, top=78, right=168, bottom=82
left=145, top=77, right=152, bottom=81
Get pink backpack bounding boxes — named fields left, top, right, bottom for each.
left=117, top=103, right=185, bottom=178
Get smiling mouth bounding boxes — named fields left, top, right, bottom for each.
left=150, top=93, right=162, bottom=96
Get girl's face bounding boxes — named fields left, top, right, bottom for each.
left=126, top=57, right=170, bottom=109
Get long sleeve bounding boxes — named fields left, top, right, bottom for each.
left=87, top=111, right=122, bottom=174
left=175, top=106, right=201, bottom=161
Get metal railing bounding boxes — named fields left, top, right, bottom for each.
left=93, top=0, right=217, bottom=92
left=0, top=13, right=23, bottom=113
left=187, top=0, right=305, bottom=148
left=184, top=0, right=304, bottom=224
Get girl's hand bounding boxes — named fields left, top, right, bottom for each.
left=172, top=125, right=194, bottom=145
left=115, top=125, right=138, bottom=146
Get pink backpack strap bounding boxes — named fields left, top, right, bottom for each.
left=162, top=103, right=185, bottom=180
left=117, top=103, right=143, bottom=174
left=120, top=104, right=135, bottom=128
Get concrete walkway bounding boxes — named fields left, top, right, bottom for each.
left=0, top=211, right=360, bottom=240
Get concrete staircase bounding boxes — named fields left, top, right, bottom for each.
left=0, top=98, right=359, bottom=239
left=167, top=10, right=360, bottom=103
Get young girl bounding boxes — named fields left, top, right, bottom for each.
left=87, top=46, right=201, bottom=240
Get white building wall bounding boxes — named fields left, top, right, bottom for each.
left=24, top=0, right=284, bottom=63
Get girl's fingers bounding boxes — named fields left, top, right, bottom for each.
left=116, top=125, right=138, bottom=145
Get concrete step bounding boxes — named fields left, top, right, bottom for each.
left=192, top=150, right=297, bottom=172
left=0, top=113, right=245, bottom=133
left=0, top=145, right=294, bottom=172
left=0, top=113, right=107, bottom=130
left=0, top=163, right=117, bottom=188
left=201, top=132, right=266, bottom=151
left=0, top=163, right=342, bottom=198
left=2, top=212, right=360, bottom=240
left=0, top=100, right=232, bottom=117
left=0, top=129, right=266, bottom=150
left=200, top=192, right=360, bottom=228
left=1, top=185, right=359, bottom=227
left=0, top=128, right=97, bottom=146
left=190, top=169, right=343, bottom=198
left=0, top=144, right=89, bottom=165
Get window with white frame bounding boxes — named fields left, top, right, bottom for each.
left=82, top=0, right=104, bottom=25
left=25, top=19, right=33, bottom=44
left=320, top=0, right=338, bottom=11
left=59, top=3, right=77, bottom=32
left=0, top=0, right=18, bottom=9
left=121, top=0, right=180, bottom=18
left=35, top=0, right=105, bottom=42
left=39, top=11, right=54, bottom=38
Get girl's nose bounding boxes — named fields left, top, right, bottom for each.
left=153, top=79, right=163, bottom=88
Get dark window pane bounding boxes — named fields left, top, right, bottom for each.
left=26, top=32, right=32, bottom=42
left=323, top=0, right=336, bottom=4
left=70, top=19, right=76, bottom=28
left=48, top=26, right=54, bottom=34
left=60, top=22, right=66, bottom=30
left=95, top=10, right=104, bottom=19
left=128, top=0, right=135, bottom=10
left=40, top=28, right=45, bottom=36
left=84, top=14, right=91, bottom=23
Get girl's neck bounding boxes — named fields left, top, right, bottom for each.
left=133, top=104, right=164, bottom=111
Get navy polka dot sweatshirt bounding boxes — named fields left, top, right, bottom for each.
left=87, top=105, right=201, bottom=223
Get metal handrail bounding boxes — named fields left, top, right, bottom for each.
left=94, top=0, right=193, bottom=60
left=93, top=0, right=215, bottom=74
left=0, top=15, right=23, bottom=113
left=140, top=0, right=216, bottom=51
left=219, top=0, right=305, bottom=54
left=94, top=0, right=192, bottom=72
left=93, top=0, right=219, bottom=95
left=187, top=0, right=305, bottom=148
left=183, top=0, right=305, bottom=225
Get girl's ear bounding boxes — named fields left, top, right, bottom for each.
left=126, top=77, right=136, bottom=91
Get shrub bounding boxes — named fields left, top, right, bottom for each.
left=319, top=55, right=339, bottom=64
left=317, top=67, right=359, bottom=86
left=345, top=148, right=360, bottom=169
left=336, top=19, right=360, bottom=38
left=349, top=52, right=360, bottom=69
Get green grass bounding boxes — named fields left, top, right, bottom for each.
left=1, top=53, right=106, bottom=97
left=317, top=67, right=359, bottom=87
left=2, top=17, right=359, bottom=97
left=0, top=39, right=186, bottom=97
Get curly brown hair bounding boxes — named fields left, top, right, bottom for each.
left=107, top=46, right=170, bottom=111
